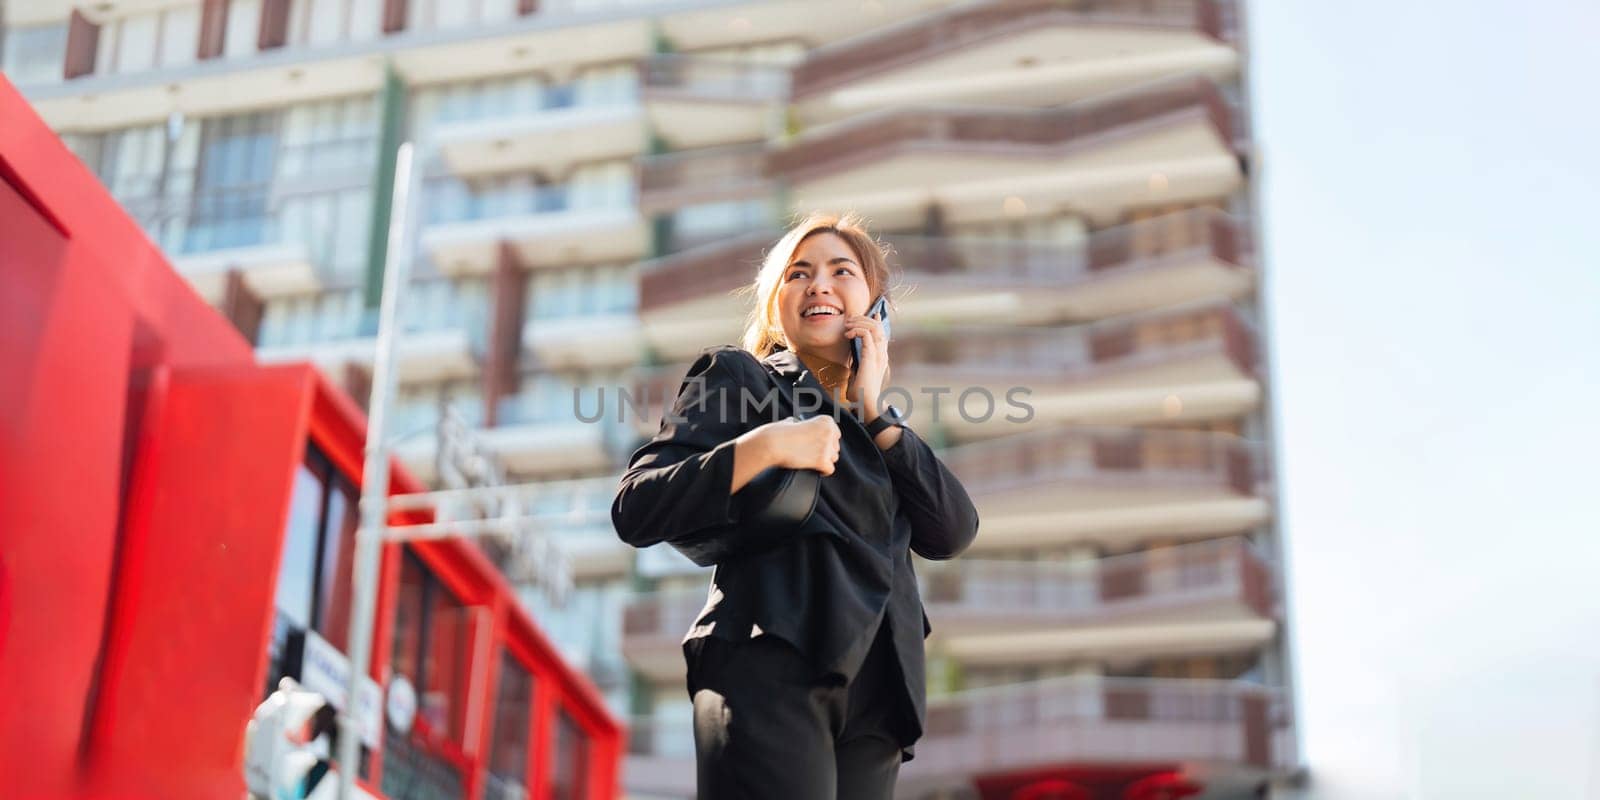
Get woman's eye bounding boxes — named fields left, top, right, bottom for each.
left=836, top=267, right=854, bottom=277
left=787, top=270, right=807, bottom=280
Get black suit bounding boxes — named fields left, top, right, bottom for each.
left=611, top=344, right=981, bottom=773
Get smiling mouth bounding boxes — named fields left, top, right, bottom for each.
left=801, top=306, right=842, bottom=319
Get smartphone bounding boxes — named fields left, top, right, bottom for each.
left=851, top=294, right=891, bottom=373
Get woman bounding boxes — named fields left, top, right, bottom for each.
left=611, top=212, right=980, bottom=799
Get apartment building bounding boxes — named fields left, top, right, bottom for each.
left=6, top=0, right=1296, bottom=797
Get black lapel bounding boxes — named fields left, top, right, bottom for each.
left=757, top=348, right=810, bottom=417
left=758, top=348, right=859, bottom=428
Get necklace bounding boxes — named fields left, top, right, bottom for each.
left=795, top=349, right=851, bottom=406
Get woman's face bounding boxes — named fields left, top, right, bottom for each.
left=776, top=232, right=872, bottom=362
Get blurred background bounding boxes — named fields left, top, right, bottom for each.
left=2, top=0, right=1596, bottom=798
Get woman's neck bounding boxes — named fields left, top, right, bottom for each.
left=794, top=347, right=851, bottom=405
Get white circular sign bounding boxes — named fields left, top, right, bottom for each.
left=386, top=675, right=417, bottom=735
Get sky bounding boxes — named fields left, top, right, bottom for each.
left=1249, top=1, right=1600, bottom=797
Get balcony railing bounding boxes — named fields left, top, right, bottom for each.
left=636, top=144, right=772, bottom=215
left=1091, top=207, right=1246, bottom=271
left=770, top=75, right=1238, bottom=183
left=941, top=425, right=1258, bottom=498
left=423, top=183, right=573, bottom=226
left=626, top=675, right=1288, bottom=780
left=920, top=535, right=1274, bottom=623
left=625, top=301, right=1257, bottom=433
left=911, top=675, right=1289, bottom=775
left=121, top=190, right=284, bottom=258
left=639, top=54, right=790, bottom=103
left=892, top=301, right=1257, bottom=379
left=637, top=207, right=1248, bottom=314
left=637, top=231, right=769, bottom=311
left=427, top=87, right=638, bottom=133
left=621, top=588, right=710, bottom=643
left=792, top=0, right=1233, bottom=99
left=892, top=207, right=1247, bottom=285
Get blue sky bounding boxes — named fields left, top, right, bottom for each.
left=1250, top=1, right=1600, bottom=796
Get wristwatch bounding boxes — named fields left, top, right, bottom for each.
left=864, top=404, right=906, bottom=438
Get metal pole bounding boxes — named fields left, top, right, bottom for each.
left=337, top=140, right=418, bottom=800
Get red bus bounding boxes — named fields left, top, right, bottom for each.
left=0, top=75, right=620, bottom=799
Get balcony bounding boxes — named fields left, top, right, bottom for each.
left=419, top=186, right=648, bottom=275
left=522, top=312, right=645, bottom=369
left=633, top=301, right=1259, bottom=432
left=619, top=588, right=713, bottom=682
left=792, top=0, right=1238, bottom=122
left=639, top=54, right=787, bottom=149
left=254, top=283, right=483, bottom=383
left=624, top=676, right=1291, bottom=796
left=431, top=100, right=647, bottom=177
left=893, top=302, right=1261, bottom=432
left=29, top=2, right=661, bottom=131
left=771, top=76, right=1242, bottom=227
left=944, top=426, right=1267, bottom=550
left=654, top=0, right=952, bottom=53
left=880, top=207, right=1253, bottom=323
left=902, top=677, right=1292, bottom=792
left=922, top=536, right=1275, bottom=664
left=465, top=391, right=628, bottom=477
left=618, top=536, right=1273, bottom=685
left=124, top=197, right=326, bottom=305
left=518, top=476, right=631, bottom=581
left=635, top=208, right=1252, bottom=357
left=636, top=143, right=773, bottom=216
left=623, top=713, right=699, bottom=799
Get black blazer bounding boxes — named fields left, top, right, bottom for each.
left=611, top=344, right=981, bottom=760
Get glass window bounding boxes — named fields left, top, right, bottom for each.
left=114, top=15, right=160, bottom=75
left=439, top=0, right=475, bottom=29
left=350, top=0, right=382, bottom=40
left=262, top=445, right=366, bottom=699
left=224, top=0, right=262, bottom=59
left=313, top=472, right=358, bottom=650
left=550, top=709, right=589, bottom=800
left=481, top=0, right=519, bottom=24
left=305, top=0, right=347, bottom=46
left=187, top=112, right=278, bottom=253
left=485, top=652, right=533, bottom=797
left=2, top=22, right=69, bottom=85
left=159, top=6, right=200, bottom=69
left=390, top=550, right=473, bottom=742
left=331, top=188, right=371, bottom=274
left=275, top=460, right=326, bottom=630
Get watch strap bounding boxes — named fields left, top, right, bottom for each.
left=864, top=405, right=904, bottom=437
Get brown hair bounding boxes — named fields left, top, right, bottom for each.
left=740, top=211, right=896, bottom=359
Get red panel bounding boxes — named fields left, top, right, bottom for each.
left=0, top=75, right=623, bottom=796
left=0, top=162, right=135, bottom=795
left=83, top=364, right=315, bottom=797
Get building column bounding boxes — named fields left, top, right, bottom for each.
left=361, top=64, right=407, bottom=333
left=63, top=10, right=101, bottom=79
left=344, top=364, right=373, bottom=414
left=482, top=243, right=529, bottom=427
left=921, top=203, right=954, bottom=273
left=258, top=0, right=291, bottom=50
left=381, top=0, right=410, bottom=34
left=220, top=270, right=264, bottom=344
left=197, top=0, right=231, bottom=60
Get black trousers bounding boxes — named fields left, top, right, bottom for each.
left=687, top=618, right=911, bottom=799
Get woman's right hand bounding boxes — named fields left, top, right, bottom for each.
left=747, top=416, right=842, bottom=475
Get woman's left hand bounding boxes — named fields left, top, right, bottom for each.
left=844, top=314, right=889, bottom=416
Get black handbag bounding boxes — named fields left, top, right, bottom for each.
left=672, top=353, right=822, bottom=567
left=731, top=426, right=821, bottom=531
left=731, top=354, right=822, bottom=532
